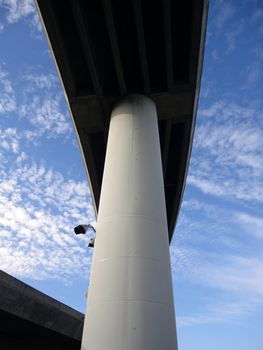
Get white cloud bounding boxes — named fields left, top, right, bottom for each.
left=20, top=96, right=72, bottom=138
left=22, top=72, right=57, bottom=91
left=199, top=100, right=226, bottom=117
left=188, top=100, right=263, bottom=203
left=31, top=11, right=42, bottom=32
left=187, top=176, right=225, bottom=197
left=225, top=21, right=244, bottom=53
left=247, top=63, right=261, bottom=84
left=211, top=49, right=219, bottom=61
left=177, top=298, right=261, bottom=327
left=1, top=60, right=70, bottom=147
left=0, top=0, right=35, bottom=23
left=236, top=212, right=263, bottom=238
left=16, top=70, right=72, bottom=140
left=201, top=255, right=263, bottom=296
left=0, top=0, right=42, bottom=32
left=215, top=1, right=235, bottom=29
left=258, top=24, right=263, bottom=36
left=0, top=66, right=16, bottom=113
left=0, top=126, right=94, bottom=283
left=171, top=222, right=263, bottom=326
left=251, top=8, right=263, bottom=23
left=0, top=128, right=20, bottom=160
left=170, top=171, right=263, bottom=326
left=16, top=151, right=28, bottom=164
left=252, top=46, right=263, bottom=60
left=0, top=150, right=95, bottom=282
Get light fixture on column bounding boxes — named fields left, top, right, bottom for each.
left=74, top=224, right=96, bottom=248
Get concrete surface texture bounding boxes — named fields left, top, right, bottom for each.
left=0, top=270, right=83, bottom=349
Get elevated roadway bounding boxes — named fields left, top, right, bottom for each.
left=36, top=0, right=208, bottom=241
left=35, top=1, right=208, bottom=349
left=0, top=270, right=83, bottom=349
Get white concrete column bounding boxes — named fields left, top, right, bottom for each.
left=81, top=95, right=178, bottom=350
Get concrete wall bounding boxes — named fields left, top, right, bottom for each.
left=0, top=270, right=84, bottom=349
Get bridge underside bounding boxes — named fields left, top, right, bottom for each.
left=0, top=270, right=83, bottom=349
left=36, top=0, right=208, bottom=241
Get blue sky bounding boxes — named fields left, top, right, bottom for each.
left=0, top=1, right=263, bottom=349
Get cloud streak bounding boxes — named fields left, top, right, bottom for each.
left=0, top=0, right=41, bottom=32
left=171, top=196, right=263, bottom=326
left=188, top=99, right=263, bottom=203
left=0, top=130, right=95, bottom=283
left=215, top=1, right=235, bottom=29
left=20, top=95, right=72, bottom=139
left=0, top=64, right=72, bottom=141
left=0, top=66, right=16, bottom=114
left=18, top=70, right=72, bottom=140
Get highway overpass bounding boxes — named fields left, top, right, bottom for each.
left=0, top=270, right=83, bottom=349
left=35, top=1, right=209, bottom=349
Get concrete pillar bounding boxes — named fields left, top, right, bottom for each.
left=81, top=95, right=178, bottom=350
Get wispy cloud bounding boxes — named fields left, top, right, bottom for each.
left=0, top=135, right=95, bottom=282
left=215, top=1, right=235, bottom=29
left=187, top=99, right=263, bottom=203
left=0, top=64, right=87, bottom=283
left=246, top=62, right=261, bottom=84
left=171, top=194, right=263, bottom=326
left=236, top=212, right=263, bottom=239
left=0, top=0, right=41, bottom=33
left=172, top=228, right=263, bottom=326
left=0, top=128, right=19, bottom=156
left=0, top=66, right=73, bottom=141
left=211, top=49, right=220, bottom=61
left=0, top=0, right=35, bottom=23
left=20, top=95, right=72, bottom=139
left=251, top=8, right=263, bottom=23
left=225, top=21, right=244, bottom=53
left=22, top=72, right=57, bottom=91
left=177, top=297, right=262, bottom=327
left=0, top=66, right=16, bottom=113
left=252, top=45, right=263, bottom=60
left=19, top=70, right=72, bottom=139
left=0, top=64, right=72, bottom=141
left=198, top=255, right=263, bottom=297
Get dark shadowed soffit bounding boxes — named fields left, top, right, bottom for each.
left=0, top=270, right=83, bottom=349
left=35, top=0, right=209, bottom=242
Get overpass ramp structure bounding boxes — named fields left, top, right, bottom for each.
left=36, top=1, right=208, bottom=349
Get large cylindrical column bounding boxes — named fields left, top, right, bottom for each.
left=81, top=95, right=178, bottom=350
